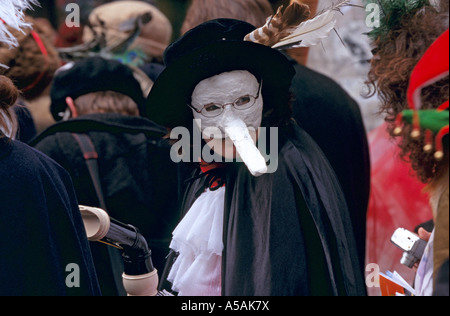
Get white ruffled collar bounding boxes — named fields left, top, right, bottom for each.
left=168, top=187, right=225, bottom=296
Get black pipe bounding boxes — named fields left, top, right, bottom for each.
left=102, top=218, right=155, bottom=276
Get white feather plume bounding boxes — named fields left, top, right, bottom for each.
left=0, top=0, right=39, bottom=48
left=271, top=0, right=349, bottom=50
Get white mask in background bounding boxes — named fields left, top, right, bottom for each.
left=191, top=70, right=268, bottom=176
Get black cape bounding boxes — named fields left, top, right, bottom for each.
left=0, top=138, right=100, bottom=296
left=288, top=61, right=371, bottom=272
left=161, top=123, right=366, bottom=296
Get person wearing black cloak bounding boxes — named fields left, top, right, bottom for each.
left=145, top=16, right=366, bottom=296
left=0, top=75, right=100, bottom=296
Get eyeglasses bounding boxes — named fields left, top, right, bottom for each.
left=187, top=80, right=262, bottom=117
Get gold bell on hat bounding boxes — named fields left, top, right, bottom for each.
left=410, top=111, right=421, bottom=140
left=423, top=130, right=433, bottom=153
left=393, top=113, right=403, bottom=136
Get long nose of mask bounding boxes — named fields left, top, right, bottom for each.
left=223, top=118, right=267, bottom=177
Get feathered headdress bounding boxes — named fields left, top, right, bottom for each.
left=0, top=0, right=39, bottom=48
left=394, top=29, right=449, bottom=161
left=244, top=0, right=350, bottom=50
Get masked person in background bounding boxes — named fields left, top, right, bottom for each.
left=146, top=3, right=366, bottom=296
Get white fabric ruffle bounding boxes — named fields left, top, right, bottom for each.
left=168, top=187, right=225, bottom=296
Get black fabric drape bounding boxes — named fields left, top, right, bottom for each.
left=0, top=138, right=101, bottom=296
left=221, top=124, right=365, bottom=296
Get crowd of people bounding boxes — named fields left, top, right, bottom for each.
left=0, top=0, right=448, bottom=296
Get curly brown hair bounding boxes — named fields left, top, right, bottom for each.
left=0, top=16, right=61, bottom=101
left=366, top=4, right=449, bottom=184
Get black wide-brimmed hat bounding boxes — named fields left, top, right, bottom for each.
left=145, top=19, right=295, bottom=128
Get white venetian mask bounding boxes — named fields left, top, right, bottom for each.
left=190, top=70, right=268, bottom=176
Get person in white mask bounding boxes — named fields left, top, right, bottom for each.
left=146, top=18, right=366, bottom=296
left=190, top=70, right=267, bottom=176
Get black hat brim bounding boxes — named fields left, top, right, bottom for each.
left=145, top=40, right=295, bottom=129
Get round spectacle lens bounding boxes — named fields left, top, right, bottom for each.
left=189, top=80, right=262, bottom=118
left=234, top=95, right=255, bottom=110
left=201, top=104, right=223, bottom=117
left=197, top=92, right=258, bottom=117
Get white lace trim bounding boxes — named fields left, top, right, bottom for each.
left=168, top=187, right=225, bottom=296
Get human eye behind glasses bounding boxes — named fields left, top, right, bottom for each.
left=199, top=93, right=256, bottom=116
left=203, top=103, right=222, bottom=113
left=234, top=95, right=252, bottom=108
